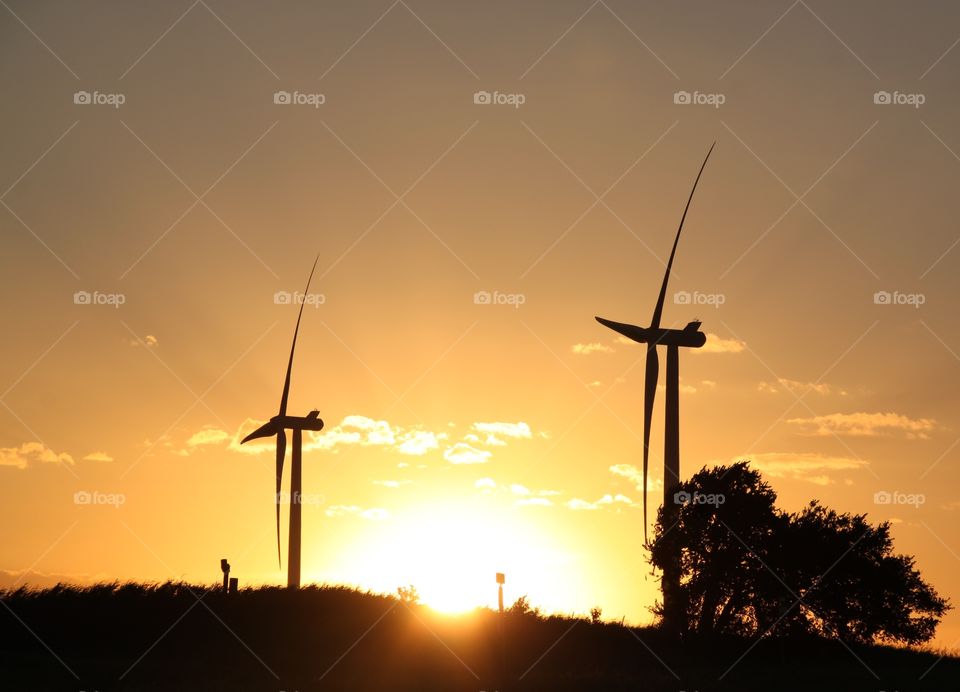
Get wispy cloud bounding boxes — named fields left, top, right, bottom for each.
left=127, top=334, right=159, bottom=348
left=730, top=452, right=869, bottom=485
left=609, top=463, right=663, bottom=494
left=397, top=430, right=442, bottom=455
left=695, top=333, right=745, bottom=354
left=0, top=442, right=74, bottom=469
left=443, top=442, right=491, bottom=465
left=758, top=379, right=844, bottom=396
left=186, top=427, right=230, bottom=447
left=572, top=342, right=614, bottom=355
left=787, top=412, right=936, bottom=439
left=567, top=494, right=636, bottom=511
left=82, top=451, right=113, bottom=462
left=373, top=479, right=411, bottom=488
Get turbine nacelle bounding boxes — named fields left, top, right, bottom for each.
left=595, top=317, right=706, bottom=348
left=240, top=411, right=325, bottom=444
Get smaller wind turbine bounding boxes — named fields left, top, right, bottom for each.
left=241, top=256, right=325, bottom=588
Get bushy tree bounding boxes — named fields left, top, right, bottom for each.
left=649, top=462, right=949, bottom=644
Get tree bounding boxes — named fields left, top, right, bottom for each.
left=396, top=584, right=420, bottom=605
left=649, top=462, right=949, bottom=644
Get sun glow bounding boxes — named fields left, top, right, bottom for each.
left=326, top=501, right=575, bottom=614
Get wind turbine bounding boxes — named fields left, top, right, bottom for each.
left=241, top=255, right=325, bottom=589
left=595, top=143, right=715, bottom=630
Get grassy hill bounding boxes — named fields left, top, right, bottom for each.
left=1, top=582, right=956, bottom=691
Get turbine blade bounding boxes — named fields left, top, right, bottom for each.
left=595, top=316, right=651, bottom=344
left=276, top=430, right=287, bottom=568
left=650, top=143, right=715, bottom=329
left=643, top=344, right=659, bottom=546
left=278, top=254, right=320, bottom=417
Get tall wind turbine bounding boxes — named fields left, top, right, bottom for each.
left=595, top=144, right=715, bottom=630
left=241, top=256, right=325, bottom=589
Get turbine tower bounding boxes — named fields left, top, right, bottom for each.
left=241, top=256, right=325, bottom=589
left=595, top=144, right=715, bottom=631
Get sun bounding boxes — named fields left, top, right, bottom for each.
left=327, top=500, right=574, bottom=615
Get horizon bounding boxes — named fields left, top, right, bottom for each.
left=3, top=0, right=960, bottom=659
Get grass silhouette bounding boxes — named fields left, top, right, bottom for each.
left=2, top=581, right=957, bottom=690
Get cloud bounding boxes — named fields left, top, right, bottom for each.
left=201, top=416, right=534, bottom=461
left=732, top=452, right=869, bottom=485
left=397, top=430, right=442, bottom=456
left=186, top=427, right=230, bottom=447
left=127, top=334, right=159, bottom=348
left=787, top=412, right=936, bottom=439
left=325, top=505, right=390, bottom=520
left=474, top=477, right=496, bottom=490
left=572, top=342, right=614, bottom=355
left=473, top=421, right=532, bottom=439
left=758, top=379, right=843, bottom=396
left=695, top=333, right=745, bottom=354
left=510, top=484, right=530, bottom=495
left=567, top=494, right=636, bottom=511
left=83, top=451, right=113, bottom=462
left=373, top=480, right=410, bottom=488
left=444, top=442, right=491, bottom=465
left=609, top=463, right=663, bottom=494
left=0, top=442, right=74, bottom=469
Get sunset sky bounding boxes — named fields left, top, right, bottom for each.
left=2, top=0, right=960, bottom=647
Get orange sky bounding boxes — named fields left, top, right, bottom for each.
left=2, top=0, right=960, bottom=649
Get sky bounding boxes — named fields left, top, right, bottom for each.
left=2, top=0, right=960, bottom=650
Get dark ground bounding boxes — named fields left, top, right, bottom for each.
left=1, top=582, right=956, bottom=691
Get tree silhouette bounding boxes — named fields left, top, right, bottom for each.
left=649, top=462, right=949, bottom=644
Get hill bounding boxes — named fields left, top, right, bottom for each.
left=1, top=582, right=957, bottom=691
